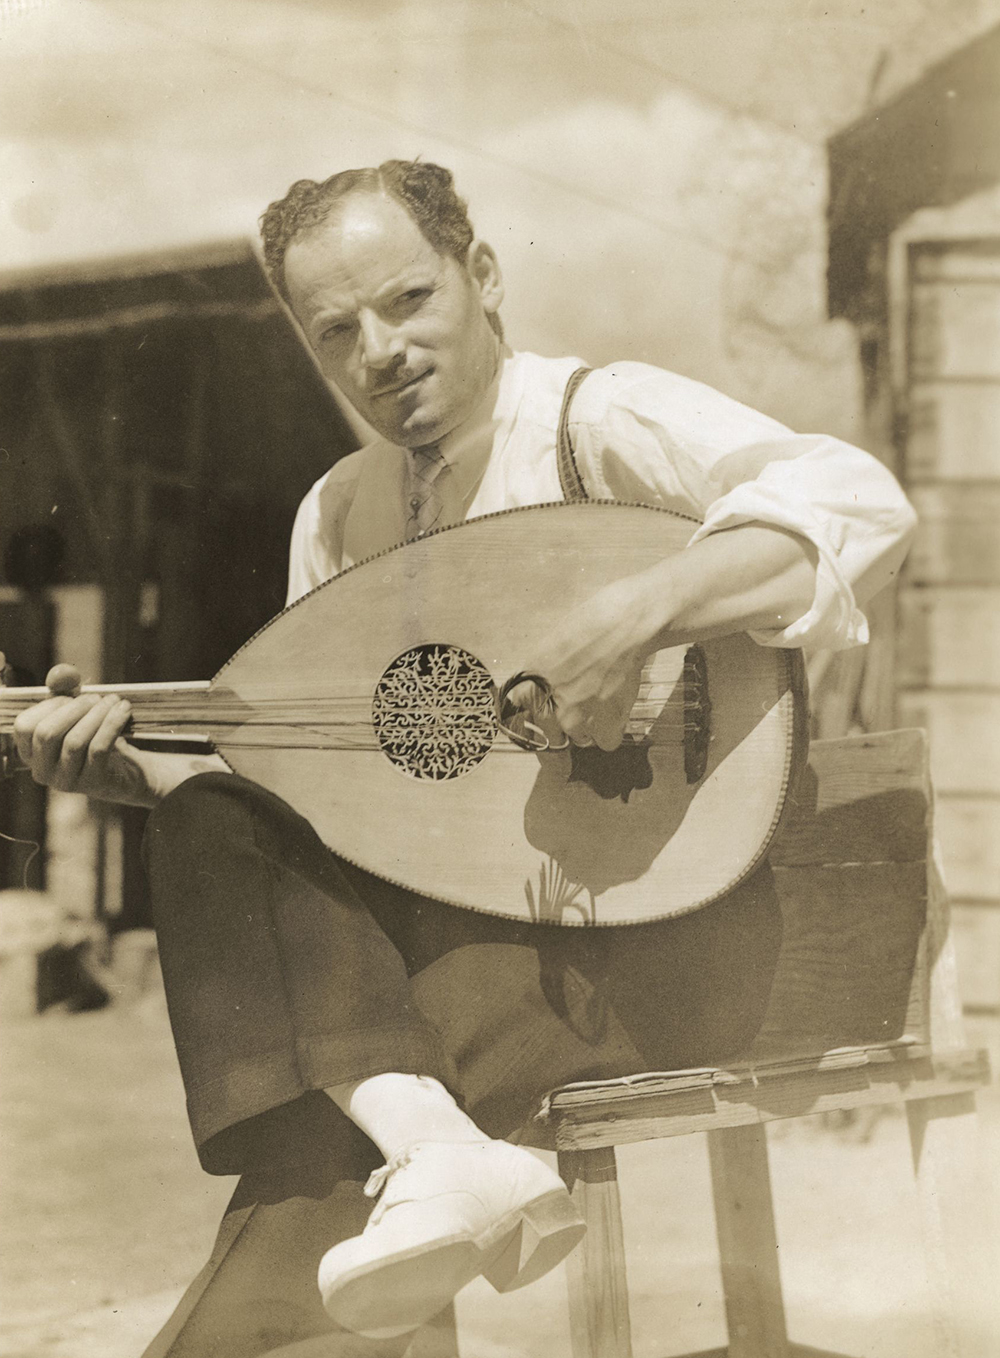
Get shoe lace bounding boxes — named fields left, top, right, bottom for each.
left=363, top=1147, right=415, bottom=1201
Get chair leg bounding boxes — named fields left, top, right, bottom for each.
left=403, top=1303, right=461, bottom=1358
left=907, top=1091, right=997, bottom=1358
left=558, top=1147, right=634, bottom=1358
left=707, top=1124, right=790, bottom=1358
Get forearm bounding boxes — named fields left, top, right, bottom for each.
left=106, top=745, right=231, bottom=808
left=641, top=522, right=818, bottom=650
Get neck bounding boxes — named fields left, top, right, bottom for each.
left=0, top=679, right=215, bottom=742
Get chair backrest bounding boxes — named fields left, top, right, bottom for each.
left=751, top=728, right=932, bottom=1061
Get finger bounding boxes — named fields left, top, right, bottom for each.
left=46, top=664, right=82, bottom=697
left=558, top=696, right=625, bottom=752
left=555, top=704, right=594, bottom=748
left=12, top=694, right=76, bottom=761
left=23, top=695, right=107, bottom=782
left=58, top=699, right=131, bottom=794
left=51, top=697, right=122, bottom=790
left=86, top=699, right=132, bottom=762
left=591, top=719, right=625, bottom=752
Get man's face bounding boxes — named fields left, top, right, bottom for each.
left=283, top=192, right=503, bottom=448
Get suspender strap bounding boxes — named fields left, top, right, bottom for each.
left=556, top=365, right=593, bottom=503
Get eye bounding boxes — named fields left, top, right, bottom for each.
left=396, top=287, right=431, bottom=311
left=319, top=318, right=353, bottom=344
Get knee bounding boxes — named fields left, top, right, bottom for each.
left=142, top=770, right=324, bottom=882
left=146, top=768, right=234, bottom=831
left=143, top=772, right=262, bottom=867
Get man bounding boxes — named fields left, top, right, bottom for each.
left=10, top=160, right=915, bottom=1355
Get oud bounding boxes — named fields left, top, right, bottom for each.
left=0, top=502, right=807, bottom=926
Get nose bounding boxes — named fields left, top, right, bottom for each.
left=358, top=309, right=405, bottom=371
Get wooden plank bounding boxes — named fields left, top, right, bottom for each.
left=905, top=484, right=1000, bottom=584
left=897, top=586, right=1000, bottom=688
left=526, top=1049, right=990, bottom=1152
left=752, top=732, right=932, bottom=1053
left=896, top=691, right=1000, bottom=795
left=763, top=862, right=929, bottom=1049
left=910, top=279, right=1000, bottom=379
left=951, top=902, right=1000, bottom=1012
left=772, top=781, right=929, bottom=864
left=558, top=1148, right=633, bottom=1358
left=906, top=382, right=1000, bottom=481
left=797, top=730, right=927, bottom=808
left=707, top=1125, right=789, bottom=1358
left=934, top=795, right=1000, bottom=901
left=914, top=246, right=1000, bottom=283
left=673, top=1348, right=852, bottom=1358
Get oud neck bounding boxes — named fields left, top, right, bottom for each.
left=0, top=680, right=214, bottom=738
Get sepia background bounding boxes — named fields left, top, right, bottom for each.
left=0, top=2, right=998, bottom=1356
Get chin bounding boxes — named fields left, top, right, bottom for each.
left=396, top=407, right=452, bottom=449
left=364, top=390, right=462, bottom=449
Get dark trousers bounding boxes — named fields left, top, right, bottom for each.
left=141, top=773, right=782, bottom=1357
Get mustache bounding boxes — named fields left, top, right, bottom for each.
left=368, top=369, right=427, bottom=398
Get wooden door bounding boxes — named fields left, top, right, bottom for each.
left=897, top=239, right=1000, bottom=1018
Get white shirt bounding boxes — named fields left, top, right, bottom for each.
left=287, top=350, right=916, bottom=652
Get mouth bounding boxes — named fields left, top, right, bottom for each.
left=371, top=370, right=431, bottom=400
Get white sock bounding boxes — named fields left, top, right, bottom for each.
left=325, top=1073, right=486, bottom=1162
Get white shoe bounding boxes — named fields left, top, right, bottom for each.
left=317, top=1140, right=586, bottom=1339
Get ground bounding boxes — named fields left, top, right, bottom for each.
left=1, top=992, right=998, bottom=1358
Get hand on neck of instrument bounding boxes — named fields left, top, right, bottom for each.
left=10, top=681, right=230, bottom=806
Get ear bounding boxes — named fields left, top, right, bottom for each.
left=467, top=240, right=504, bottom=315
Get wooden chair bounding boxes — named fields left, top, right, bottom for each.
left=408, top=729, right=991, bottom=1358
left=511, top=729, right=992, bottom=1358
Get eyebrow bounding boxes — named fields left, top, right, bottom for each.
left=373, top=264, right=439, bottom=304
left=308, top=260, right=442, bottom=338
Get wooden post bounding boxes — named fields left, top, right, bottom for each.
left=404, top=1304, right=460, bottom=1358
left=905, top=846, right=998, bottom=1358
left=707, top=1124, right=790, bottom=1358
left=558, top=1147, right=634, bottom=1358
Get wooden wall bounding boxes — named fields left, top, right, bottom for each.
left=895, top=238, right=1000, bottom=1019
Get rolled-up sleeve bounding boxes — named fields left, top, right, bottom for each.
left=572, top=362, right=917, bottom=652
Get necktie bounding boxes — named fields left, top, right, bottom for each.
left=405, top=446, right=447, bottom=540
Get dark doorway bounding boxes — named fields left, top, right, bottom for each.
left=0, top=242, right=358, bottom=926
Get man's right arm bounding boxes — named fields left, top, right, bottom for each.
left=4, top=656, right=229, bottom=807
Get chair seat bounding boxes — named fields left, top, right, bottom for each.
left=524, top=1039, right=990, bottom=1152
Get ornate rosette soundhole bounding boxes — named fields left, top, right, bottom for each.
left=372, top=644, right=498, bottom=781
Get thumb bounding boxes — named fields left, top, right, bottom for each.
left=46, top=663, right=82, bottom=696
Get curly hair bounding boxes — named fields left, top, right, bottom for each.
left=260, top=160, right=476, bottom=301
